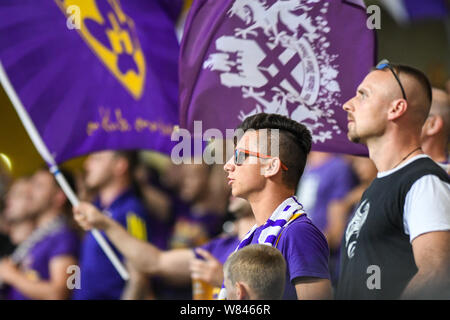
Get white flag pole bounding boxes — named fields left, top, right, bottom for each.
left=0, top=61, right=129, bottom=281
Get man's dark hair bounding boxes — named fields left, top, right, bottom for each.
left=114, top=150, right=139, bottom=177
left=372, top=63, right=432, bottom=104
left=113, top=150, right=144, bottom=198
left=393, top=64, right=432, bottom=105
left=396, top=64, right=433, bottom=123
left=373, top=63, right=433, bottom=122
left=59, top=168, right=77, bottom=196
left=238, top=113, right=312, bottom=189
left=58, top=168, right=77, bottom=214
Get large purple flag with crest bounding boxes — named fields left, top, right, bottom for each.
left=0, top=0, right=182, bottom=164
left=179, top=0, right=376, bottom=156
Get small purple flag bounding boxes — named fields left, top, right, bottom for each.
left=179, top=0, right=376, bottom=156
left=0, top=0, right=181, bottom=163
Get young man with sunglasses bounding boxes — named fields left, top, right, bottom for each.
left=337, top=61, right=450, bottom=299
left=221, top=113, right=332, bottom=300
left=73, top=113, right=333, bottom=300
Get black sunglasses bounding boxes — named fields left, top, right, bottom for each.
left=375, top=59, right=407, bottom=101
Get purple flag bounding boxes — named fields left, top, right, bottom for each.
left=179, top=0, right=376, bottom=156
left=0, top=0, right=181, bottom=164
left=379, top=0, right=449, bottom=24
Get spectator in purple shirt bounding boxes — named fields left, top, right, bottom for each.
left=296, top=151, right=357, bottom=286
left=72, top=151, right=153, bottom=300
left=0, top=169, right=79, bottom=300
left=218, top=113, right=331, bottom=300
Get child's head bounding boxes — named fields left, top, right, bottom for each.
left=223, top=244, right=286, bottom=300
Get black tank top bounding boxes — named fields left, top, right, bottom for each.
left=337, top=157, right=449, bottom=299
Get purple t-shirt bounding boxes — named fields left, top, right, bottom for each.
left=297, top=156, right=356, bottom=232
left=73, top=189, right=152, bottom=300
left=8, top=224, right=79, bottom=300
left=297, top=156, right=356, bottom=286
left=198, top=235, right=240, bottom=264
left=250, top=214, right=330, bottom=300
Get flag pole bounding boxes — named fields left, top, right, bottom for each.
left=0, top=61, right=129, bottom=281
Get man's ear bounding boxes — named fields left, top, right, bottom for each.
left=263, top=158, right=282, bottom=178
left=387, top=99, right=408, bottom=121
left=235, top=282, right=250, bottom=300
left=423, top=115, right=443, bottom=137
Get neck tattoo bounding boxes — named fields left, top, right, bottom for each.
left=392, top=146, right=422, bottom=169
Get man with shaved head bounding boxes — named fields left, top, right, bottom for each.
left=420, top=88, right=450, bottom=173
left=337, top=61, right=450, bottom=299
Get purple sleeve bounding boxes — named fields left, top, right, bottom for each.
left=195, top=237, right=221, bottom=260
left=195, top=236, right=239, bottom=264
left=48, top=230, right=79, bottom=261
left=329, top=160, right=357, bottom=201
left=198, top=238, right=216, bottom=253
left=278, top=220, right=330, bottom=283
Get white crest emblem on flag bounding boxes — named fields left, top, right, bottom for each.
left=203, top=0, right=342, bottom=143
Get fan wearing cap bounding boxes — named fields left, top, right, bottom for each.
left=337, top=61, right=450, bottom=299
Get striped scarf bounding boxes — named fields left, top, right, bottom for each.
left=0, top=216, right=65, bottom=288
left=11, top=216, right=66, bottom=264
left=218, top=196, right=304, bottom=300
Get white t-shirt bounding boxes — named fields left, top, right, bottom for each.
left=377, top=155, right=450, bottom=242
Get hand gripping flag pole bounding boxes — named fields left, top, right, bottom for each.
left=0, top=61, right=129, bottom=281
